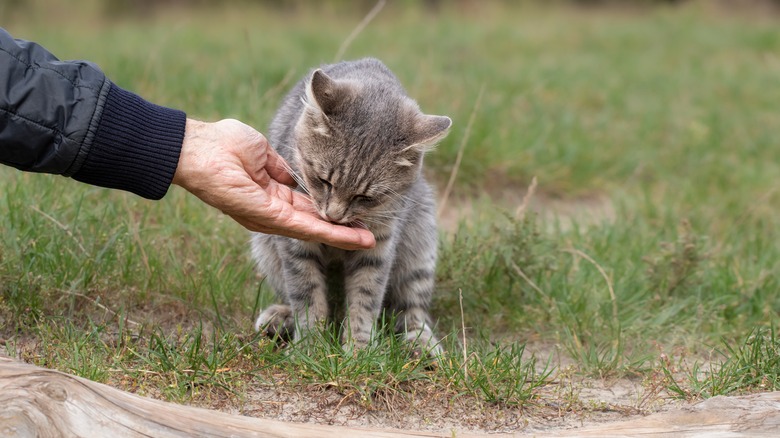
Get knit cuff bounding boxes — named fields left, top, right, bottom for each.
left=72, top=83, right=186, bottom=200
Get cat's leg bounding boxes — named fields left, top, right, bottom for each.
left=278, top=240, right=329, bottom=344
left=386, top=201, right=441, bottom=357
left=251, top=235, right=328, bottom=344
left=251, top=234, right=295, bottom=340
left=387, top=265, right=441, bottom=357
left=342, top=238, right=394, bottom=350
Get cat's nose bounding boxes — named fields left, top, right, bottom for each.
left=324, top=205, right=348, bottom=223
left=325, top=214, right=341, bottom=224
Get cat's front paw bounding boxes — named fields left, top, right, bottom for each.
left=340, top=328, right=379, bottom=355
left=405, top=328, right=443, bottom=359
left=255, top=304, right=295, bottom=342
left=291, top=316, right=326, bottom=344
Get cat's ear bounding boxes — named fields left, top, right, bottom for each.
left=397, top=115, right=452, bottom=167
left=305, top=69, right=353, bottom=116
left=410, top=115, right=452, bottom=149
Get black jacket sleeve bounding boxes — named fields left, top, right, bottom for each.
left=0, top=28, right=186, bottom=199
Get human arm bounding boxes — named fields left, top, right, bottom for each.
left=0, top=28, right=375, bottom=250
left=0, top=27, right=183, bottom=199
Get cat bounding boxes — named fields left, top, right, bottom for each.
left=251, top=58, right=451, bottom=355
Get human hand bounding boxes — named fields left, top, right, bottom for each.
left=172, top=119, right=376, bottom=250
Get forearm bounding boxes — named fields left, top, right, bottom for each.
left=0, top=28, right=185, bottom=199
left=70, top=83, right=185, bottom=199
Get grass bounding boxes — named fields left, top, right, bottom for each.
left=663, top=326, right=780, bottom=400
left=2, top=0, right=780, bottom=430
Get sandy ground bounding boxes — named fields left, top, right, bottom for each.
left=230, top=341, right=686, bottom=435
left=234, top=375, right=676, bottom=435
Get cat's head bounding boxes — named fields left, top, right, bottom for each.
left=292, top=67, right=451, bottom=227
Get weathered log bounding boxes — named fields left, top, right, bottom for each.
left=553, top=391, right=780, bottom=437
left=0, top=354, right=454, bottom=438
left=3, top=352, right=780, bottom=437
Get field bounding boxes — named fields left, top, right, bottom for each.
left=2, top=0, right=780, bottom=433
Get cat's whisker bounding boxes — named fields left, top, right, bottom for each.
left=374, top=185, right=418, bottom=202
left=274, top=160, right=311, bottom=195
left=272, top=144, right=313, bottom=193
left=368, top=212, right=402, bottom=220
left=352, top=219, right=369, bottom=230
left=364, top=219, right=393, bottom=228
left=270, top=156, right=294, bottom=175
left=384, top=193, right=428, bottom=210
left=363, top=216, right=395, bottom=227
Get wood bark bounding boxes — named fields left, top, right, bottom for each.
left=552, top=391, right=780, bottom=437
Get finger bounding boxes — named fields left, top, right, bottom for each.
left=326, top=226, right=376, bottom=251
left=237, top=212, right=375, bottom=250
left=223, top=175, right=374, bottom=249
left=241, top=196, right=375, bottom=250
left=264, top=146, right=296, bottom=187
left=263, top=182, right=317, bottom=216
left=274, top=186, right=373, bottom=248
left=290, top=190, right=320, bottom=215
left=282, top=210, right=377, bottom=250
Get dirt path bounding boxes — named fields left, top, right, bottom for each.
left=236, top=382, right=778, bottom=436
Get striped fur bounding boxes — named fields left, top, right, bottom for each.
left=251, top=58, right=451, bottom=355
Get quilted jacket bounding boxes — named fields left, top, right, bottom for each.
left=0, top=28, right=186, bottom=199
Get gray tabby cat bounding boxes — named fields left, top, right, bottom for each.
left=251, top=58, right=451, bottom=354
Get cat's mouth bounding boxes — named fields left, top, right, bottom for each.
left=318, top=211, right=367, bottom=230
left=333, top=219, right=367, bottom=230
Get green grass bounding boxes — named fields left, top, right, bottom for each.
left=663, top=326, right=780, bottom=399
left=2, top=0, right=780, bottom=426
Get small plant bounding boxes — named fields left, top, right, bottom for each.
left=38, top=321, right=112, bottom=383
left=644, top=219, right=707, bottom=301
left=1, top=276, right=45, bottom=328
left=279, top=323, right=436, bottom=407
left=261, top=322, right=551, bottom=408
left=561, top=326, right=625, bottom=378
left=497, top=212, right=560, bottom=283
left=662, top=327, right=780, bottom=399
left=130, top=325, right=256, bottom=401
left=436, top=211, right=559, bottom=330
left=437, top=340, right=553, bottom=406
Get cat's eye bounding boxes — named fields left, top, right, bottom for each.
left=319, top=178, right=332, bottom=189
left=352, top=195, right=376, bottom=205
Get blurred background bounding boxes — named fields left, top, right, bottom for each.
left=4, top=0, right=778, bottom=207
left=2, top=0, right=780, bottom=379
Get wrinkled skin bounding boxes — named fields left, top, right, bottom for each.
left=172, top=118, right=376, bottom=251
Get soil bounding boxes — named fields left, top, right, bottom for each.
left=231, top=361, right=678, bottom=436
left=234, top=380, right=667, bottom=435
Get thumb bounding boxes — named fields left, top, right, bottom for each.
left=264, top=146, right=297, bottom=187
left=219, top=119, right=294, bottom=187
